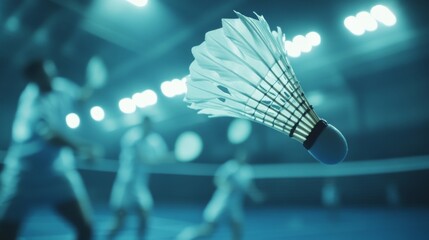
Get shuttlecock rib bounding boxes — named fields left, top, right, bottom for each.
left=185, top=12, right=348, bottom=164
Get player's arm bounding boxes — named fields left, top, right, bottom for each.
left=146, top=134, right=176, bottom=164
left=35, top=116, right=81, bottom=150
left=243, top=167, right=265, bottom=203
left=35, top=116, right=99, bottom=160
left=53, top=77, right=95, bottom=104
left=245, top=181, right=265, bottom=203
left=213, top=163, right=229, bottom=187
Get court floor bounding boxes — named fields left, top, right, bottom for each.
left=20, top=204, right=429, bottom=240
left=17, top=204, right=429, bottom=240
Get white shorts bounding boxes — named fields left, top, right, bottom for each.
left=110, top=180, right=153, bottom=211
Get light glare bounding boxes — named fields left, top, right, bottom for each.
left=132, top=92, right=145, bottom=108
left=161, top=81, right=176, bottom=98
left=293, top=35, right=312, bottom=53
left=356, top=11, right=378, bottom=32
left=181, top=77, right=188, bottom=93
left=90, top=106, right=105, bottom=121
left=66, top=113, right=80, bottom=129
left=284, top=40, right=301, bottom=58
left=305, top=32, right=321, bottom=46
left=131, top=92, right=146, bottom=108
left=142, top=89, right=158, bottom=106
left=344, top=16, right=365, bottom=36
left=127, top=0, right=148, bottom=7
left=161, top=78, right=187, bottom=98
left=171, top=78, right=187, bottom=95
left=370, top=5, right=397, bottom=26
left=174, top=131, right=203, bottom=162
left=228, top=119, right=252, bottom=144
left=118, top=98, right=136, bottom=114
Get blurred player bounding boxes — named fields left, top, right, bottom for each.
left=108, top=116, right=173, bottom=239
left=177, top=149, right=264, bottom=240
left=0, top=59, right=96, bottom=239
left=321, top=178, right=340, bottom=221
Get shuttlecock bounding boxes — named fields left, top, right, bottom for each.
left=185, top=12, right=347, bottom=164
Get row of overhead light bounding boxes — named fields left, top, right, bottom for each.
left=127, top=0, right=149, bottom=7
left=283, top=4, right=396, bottom=57
left=160, top=77, right=188, bottom=98
left=66, top=107, right=106, bottom=129
left=344, top=5, right=397, bottom=36
left=65, top=77, right=188, bottom=129
left=284, top=31, right=321, bottom=58
left=118, top=89, right=158, bottom=114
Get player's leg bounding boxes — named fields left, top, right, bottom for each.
left=230, top=218, right=242, bottom=240
left=53, top=171, right=93, bottom=240
left=0, top=171, right=31, bottom=240
left=136, top=206, right=149, bottom=240
left=108, top=208, right=127, bottom=239
left=136, top=186, right=153, bottom=239
left=176, top=221, right=217, bottom=240
left=177, top=201, right=221, bottom=240
left=229, top=201, right=244, bottom=240
left=198, top=221, right=217, bottom=238
left=54, top=199, right=93, bottom=240
left=0, top=219, right=23, bottom=240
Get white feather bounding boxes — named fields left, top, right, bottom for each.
left=185, top=12, right=320, bottom=143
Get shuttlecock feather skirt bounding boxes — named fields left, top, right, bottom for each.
left=185, top=11, right=348, bottom=164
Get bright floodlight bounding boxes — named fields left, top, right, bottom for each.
left=174, top=131, right=203, bottom=162
left=132, top=92, right=145, bottom=108
left=161, top=78, right=187, bottom=98
left=284, top=40, right=301, bottom=58
left=171, top=79, right=184, bottom=95
left=142, top=89, right=158, bottom=106
left=356, top=11, right=378, bottom=32
left=227, top=119, right=252, bottom=144
left=127, top=0, right=148, bottom=7
left=180, top=77, right=188, bottom=93
left=306, top=32, right=321, bottom=46
left=370, top=5, right=397, bottom=27
left=170, top=78, right=188, bottom=96
left=90, top=106, right=105, bottom=121
left=65, top=113, right=80, bottom=129
left=344, top=16, right=365, bottom=36
left=160, top=81, right=176, bottom=98
left=293, top=35, right=312, bottom=53
left=118, top=97, right=136, bottom=114
left=133, top=90, right=158, bottom=108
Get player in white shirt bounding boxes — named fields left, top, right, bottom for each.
left=177, top=149, right=264, bottom=240
left=108, top=116, right=172, bottom=239
left=0, top=59, right=94, bottom=240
